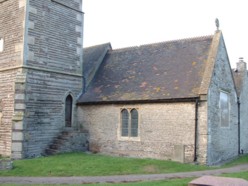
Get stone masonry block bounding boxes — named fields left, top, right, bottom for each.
left=16, top=73, right=27, bottom=83
left=77, top=47, right=81, bottom=55
left=13, top=121, right=24, bottom=130
left=21, top=20, right=25, bottom=29
left=77, top=14, right=82, bottom=22
left=12, top=142, right=23, bottom=152
left=29, top=21, right=35, bottom=29
left=76, top=25, right=82, bottom=33
left=12, top=152, right=23, bottom=160
left=12, top=112, right=24, bottom=121
left=19, top=0, right=26, bottom=8
left=15, top=104, right=25, bottom=110
left=27, top=36, right=35, bottom=45
left=29, top=6, right=37, bottom=14
left=15, top=43, right=23, bottom=52
left=12, top=132, right=24, bottom=141
left=15, top=94, right=25, bottom=100
left=28, top=51, right=34, bottom=61
left=77, top=37, right=82, bottom=45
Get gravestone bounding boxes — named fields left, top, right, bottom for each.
left=189, top=175, right=248, bottom=186
left=188, top=176, right=248, bottom=186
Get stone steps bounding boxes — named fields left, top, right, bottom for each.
left=45, top=129, right=89, bottom=156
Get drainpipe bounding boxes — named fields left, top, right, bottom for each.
left=237, top=97, right=241, bottom=155
left=194, top=98, right=199, bottom=162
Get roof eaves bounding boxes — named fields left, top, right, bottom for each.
left=77, top=97, right=200, bottom=105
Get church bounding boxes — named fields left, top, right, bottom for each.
left=0, top=0, right=247, bottom=165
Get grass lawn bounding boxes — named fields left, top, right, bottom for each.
left=0, top=152, right=214, bottom=177
left=224, top=154, right=248, bottom=167
left=0, top=153, right=248, bottom=186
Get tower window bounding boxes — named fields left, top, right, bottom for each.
left=0, top=37, right=3, bottom=52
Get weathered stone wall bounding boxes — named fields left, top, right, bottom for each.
left=14, top=0, right=84, bottom=158
left=78, top=102, right=207, bottom=164
left=236, top=61, right=248, bottom=154
left=207, top=36, right=238, bottom=165
left=0, top=70, right=17, bottom=157
left=0, top=0, right=26, bottom=157
left=22, top=71, right=83, bottom=157
left=26, top=0, right=83, bottom=74
left=0, top=0, right=83, bottom=158
left=197, top=101, right=208, bottom=164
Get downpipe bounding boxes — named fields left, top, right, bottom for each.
left=237, top=97, right=241, bottom=155
left=194, top=98, right=199, bottom=162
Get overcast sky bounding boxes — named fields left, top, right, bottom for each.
left=83, top=0, right=247, bottom=67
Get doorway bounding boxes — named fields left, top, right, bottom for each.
left=65, top=95, right=73, bottom=127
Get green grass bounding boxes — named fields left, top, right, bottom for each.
left=0, top=152, right=212, bottom=177
left=224, top=154, right=248, bottom=167
left=1, top=153, right=248, bottom=186
left=223, top=171, right=248, bottom=180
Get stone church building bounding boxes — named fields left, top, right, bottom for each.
left=0, top=0, right=247, bottom=165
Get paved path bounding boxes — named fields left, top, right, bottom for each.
left=1, top=164, right=248, bottom=185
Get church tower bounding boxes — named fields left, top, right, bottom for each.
left=0, top=0, right=84, bottom=159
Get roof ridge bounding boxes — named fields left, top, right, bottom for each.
left=111, top=35, right=213, bottom=52
left=84, top=42, right=111, bottom=49
left=111, top=45, right=140, bottom=52
left=141, top=35, right=214, bottom=47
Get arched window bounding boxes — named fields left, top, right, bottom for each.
left=219, top=91, right=230, bottom=127
left=121, top=108, right=139, bottom=137
left=0, top=37, right=3, bottom=52
left=65, top=95, right=73, bottom=127
left=131, top=109, right=138, bottom=137
left=121, top=109, right=129, bottom=136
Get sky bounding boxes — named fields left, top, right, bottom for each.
left=83, top=0, right=247, bottom=67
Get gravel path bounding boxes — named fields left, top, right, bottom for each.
left=1, top=164, right=248, bottom=184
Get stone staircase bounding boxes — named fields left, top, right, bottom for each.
left=45, top=129, right=89, bottom=155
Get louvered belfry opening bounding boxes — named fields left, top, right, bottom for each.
left=65, top=95, right=73, bottom=127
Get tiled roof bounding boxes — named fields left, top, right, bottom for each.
left=78, top=35, right=214, bottom=104
left=83, top=43, right=112, bottom=88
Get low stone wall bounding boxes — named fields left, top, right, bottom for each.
left=0, top=158, right=13, bottom=170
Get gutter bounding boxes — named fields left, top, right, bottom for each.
left=77, top=97, right=200, bottom=105
left=194, top=98, right=199, bottom=162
